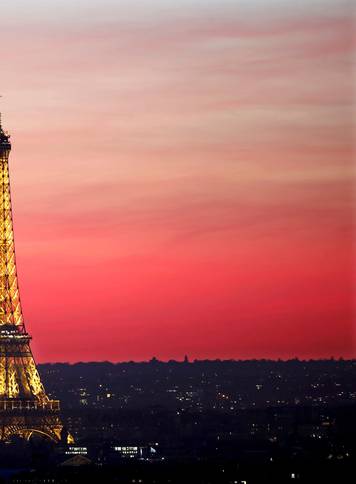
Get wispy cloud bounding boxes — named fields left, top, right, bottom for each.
left=1, top=0, right=354, bottom=361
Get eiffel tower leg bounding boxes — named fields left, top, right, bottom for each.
left=0, top=410, right=64, bottom=442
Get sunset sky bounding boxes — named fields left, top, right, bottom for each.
left=0, top=0, right=354, bottom=361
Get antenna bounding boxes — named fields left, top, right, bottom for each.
left=0, top=98, right=9, bottom=140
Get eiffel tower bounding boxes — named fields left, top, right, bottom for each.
left=0, top=113, right=66, bottom=442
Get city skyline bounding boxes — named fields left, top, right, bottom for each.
left=0, top=0, right=353, bottom=362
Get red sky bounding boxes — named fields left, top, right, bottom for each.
left=1, top=0, right=354, bottom=361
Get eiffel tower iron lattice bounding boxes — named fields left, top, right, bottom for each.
left=0, top=114, right=68, bottom=442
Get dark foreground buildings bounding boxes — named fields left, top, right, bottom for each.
left=0, top=359, right=355, bottom=483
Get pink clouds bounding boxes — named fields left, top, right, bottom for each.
left=0, top=0, right=354, bottom=361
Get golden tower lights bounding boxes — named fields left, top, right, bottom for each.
left=0, top=114, right=66, bottom=442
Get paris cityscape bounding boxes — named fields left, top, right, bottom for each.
left=0, top=359, right=353, bottom=482
left=0, top=0, right=354, bottom=482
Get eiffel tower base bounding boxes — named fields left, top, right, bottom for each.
left=0, top=400, right=63, bottom=442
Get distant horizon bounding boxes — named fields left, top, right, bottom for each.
left=37, top=357, right=356, bottom=365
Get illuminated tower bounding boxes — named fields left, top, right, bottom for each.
left=0, top=114, right=64, bottom=442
